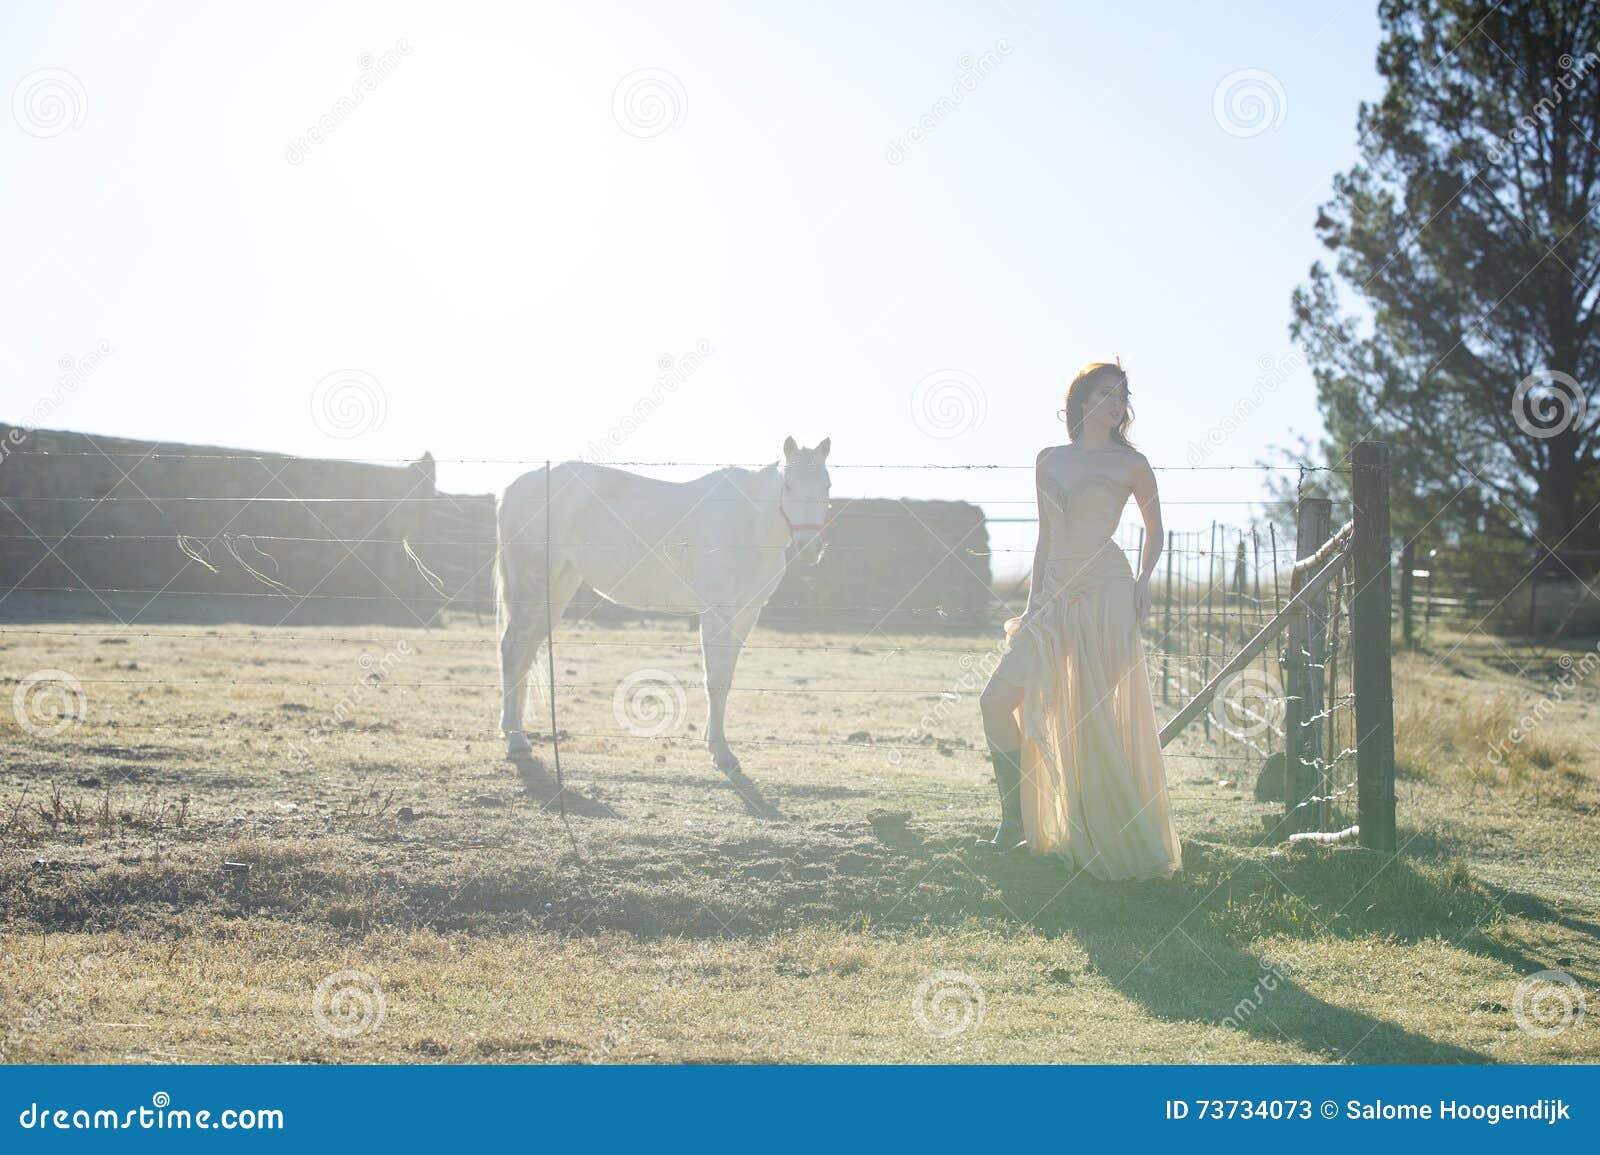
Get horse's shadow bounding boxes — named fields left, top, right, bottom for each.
left=509, top=753, right=784, bottom=822
left=510, top=753, right=621, bottom=820
left=719, top=765, right=785, bottom=822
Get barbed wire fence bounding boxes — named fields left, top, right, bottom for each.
left=0, top=447, right=1396, bottom=846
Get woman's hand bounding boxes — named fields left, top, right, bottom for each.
left=1134, top=574, right=1152, bottom=622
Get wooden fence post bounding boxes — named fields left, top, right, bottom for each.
left=1284, top=496, right=1331, bottom=832
left=1352, top=441, right=1397, bottom=853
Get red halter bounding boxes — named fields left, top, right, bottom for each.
left=780, top=506, right=825, bottom=541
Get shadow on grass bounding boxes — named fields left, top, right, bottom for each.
left=511, top=753, right=620, bottom=820
left=965, top=834, right=1499, bottom=1061
left=3, top=805, right=1517, bottom=1061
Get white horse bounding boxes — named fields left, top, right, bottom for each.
left=497, top=437, right=831, bottom=773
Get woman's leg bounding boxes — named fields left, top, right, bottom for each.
left=976, top=675, right=1026, bottom=849
left=979, top=676, right=1023, bottom=750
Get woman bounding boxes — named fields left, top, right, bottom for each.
left=975, top=360, right=1181, bottom=880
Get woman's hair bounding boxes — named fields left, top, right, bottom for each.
left=1063, top=360, right=1135, bottom=446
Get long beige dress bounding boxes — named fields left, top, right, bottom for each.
left=993, top=471, right=1182, bottom=880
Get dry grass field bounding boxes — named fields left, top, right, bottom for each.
left=1, top=616, right=1596, bottom=1063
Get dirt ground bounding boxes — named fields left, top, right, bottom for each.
left=1, top=617, right=1595, bottom=1063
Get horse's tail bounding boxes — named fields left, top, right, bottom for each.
left=494, top=465, right=547, bottom=634
left=493, top=483, right=519, bottom=640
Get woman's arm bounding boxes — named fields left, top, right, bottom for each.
left=1132, top=454, right=1162, bottom=620
left=1021, top=448, right=1053, bottom=623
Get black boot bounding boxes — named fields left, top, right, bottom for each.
left=975, top=747, right=1025, bottom=850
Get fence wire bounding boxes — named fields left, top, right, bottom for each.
left=1, top=457, right=1382, bottom=820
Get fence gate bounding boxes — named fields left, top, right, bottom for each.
left=1158, top=440, right=1397, bottom=852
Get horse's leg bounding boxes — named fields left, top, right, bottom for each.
left=499, top=548, right=544, bottom=757
left=501, top=554, right=584, bottom=757
left=699, top=604, right=760, bottom=772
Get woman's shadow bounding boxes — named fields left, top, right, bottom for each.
left=969, top=837, right=1494, bottom=1063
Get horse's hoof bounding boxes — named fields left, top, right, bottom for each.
left=506, top=732, right=533, bottom=757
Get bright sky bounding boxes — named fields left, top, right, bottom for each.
left=3, top=1, right=1381, bottom=575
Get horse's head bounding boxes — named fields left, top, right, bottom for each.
left=780, top=436, right=831, bottom=565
